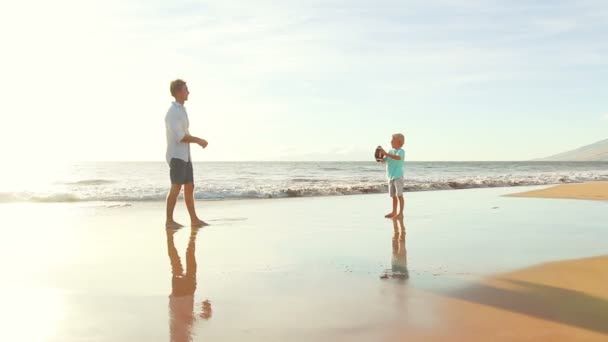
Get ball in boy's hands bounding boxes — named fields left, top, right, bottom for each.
left=374, top=146, right=384, bottom=162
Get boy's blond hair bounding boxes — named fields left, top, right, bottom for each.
left=392, top=133, right=405, bottom=145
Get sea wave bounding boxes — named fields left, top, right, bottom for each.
left=1, top=174, right=606, bottom=203
left=0, top=192, right=81, bottom=203
left=63, top=179, right=116, bottom=186
left=31, top=193, right=82, bottom=203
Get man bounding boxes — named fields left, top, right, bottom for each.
left=165, top=79, right=208, bottom=228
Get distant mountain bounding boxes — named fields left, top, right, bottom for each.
left=537, top=138, right=608, bottom=161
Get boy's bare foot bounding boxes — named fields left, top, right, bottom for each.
left=166, top=220, right=183, bottom=229
left=385, top=213, right=396, bottom=218
left=395, top=213, right=403, bottom=219
left=191, top=219, right=209, bottom=228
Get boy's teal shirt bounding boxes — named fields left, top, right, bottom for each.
left=385, top=148, right=405, bottom=179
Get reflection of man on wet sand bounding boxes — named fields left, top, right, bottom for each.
left=381, top=217, right=408, bottom=280
left=167, top=228, right=212, bottom=342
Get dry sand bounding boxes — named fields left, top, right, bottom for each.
left=507, top=182, right=608, bottom=201
left=391, top=256, right=608, bottom=341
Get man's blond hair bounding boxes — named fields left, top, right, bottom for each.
left=170, top=79, right=187, bottom=97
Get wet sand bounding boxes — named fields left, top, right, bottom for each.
left=507, top=182, right=608, bottom=201
left=0, top=186, right=606, bottom=341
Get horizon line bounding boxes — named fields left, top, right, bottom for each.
left=58, top=159, right=603, bottom=163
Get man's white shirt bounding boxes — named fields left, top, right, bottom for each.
left=165, top=102, right=191, bottom=164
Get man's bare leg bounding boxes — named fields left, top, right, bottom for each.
left=166, top=184, right=184, bottom=228
left=184, top=182, right=208, bottom=227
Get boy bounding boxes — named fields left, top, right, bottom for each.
left=380, top=133, right=405, bottom=219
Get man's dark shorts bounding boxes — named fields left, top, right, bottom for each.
left=169, top=158, right=194, bottom=184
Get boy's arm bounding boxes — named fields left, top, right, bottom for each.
left=382, top=150, right=401, bottom=160
left=382, top=148, right=404, bottom=160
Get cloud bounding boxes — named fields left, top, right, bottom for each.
left=2, top=0, right=608, bottom=161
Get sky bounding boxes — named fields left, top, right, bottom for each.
left=0, top=0, right=607, bottom=162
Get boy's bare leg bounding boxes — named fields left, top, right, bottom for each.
left=184, top=182, right=208, bottom=227
left=396, top=195, right=405, bottom=218
left=385, top=196, right=398, bottom=218
left=396, top=216, right=406, bottom=237
left=166, top=184, right=184, bottom=228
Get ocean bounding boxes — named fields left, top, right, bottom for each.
left=1, top=161, right=607, bottom=204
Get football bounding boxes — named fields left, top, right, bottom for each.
left=374, top=146, right=383, bottom=162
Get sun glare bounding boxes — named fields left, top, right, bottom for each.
left=0, top=289, right=65, bottom=342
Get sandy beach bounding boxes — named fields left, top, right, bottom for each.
left=389, top=255, right=608, bottom=341
left=506, top=181, right=608, bottom=201
left=0, top=186, right=606, bottom=341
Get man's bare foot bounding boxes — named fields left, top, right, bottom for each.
left=191, top=219, right=209, bottom=228
left=166, top=220, right=183, bottom=229
left=395, top=213, right=403, bottom=219
left=385, top=213, right=396, bottom=218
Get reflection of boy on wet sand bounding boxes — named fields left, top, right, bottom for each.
left=167, top=228, right=212, bottom=342
left=381, top=217, right=408, bottom=280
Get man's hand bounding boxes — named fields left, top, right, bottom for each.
left=198, top=138, right=208, bottom=149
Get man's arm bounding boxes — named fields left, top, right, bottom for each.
left=181, top=135, right=208, bottom=148
left=167, top=113, right=208, bottom=148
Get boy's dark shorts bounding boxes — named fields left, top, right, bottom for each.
left=169, top=158, right=194, bottom=184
